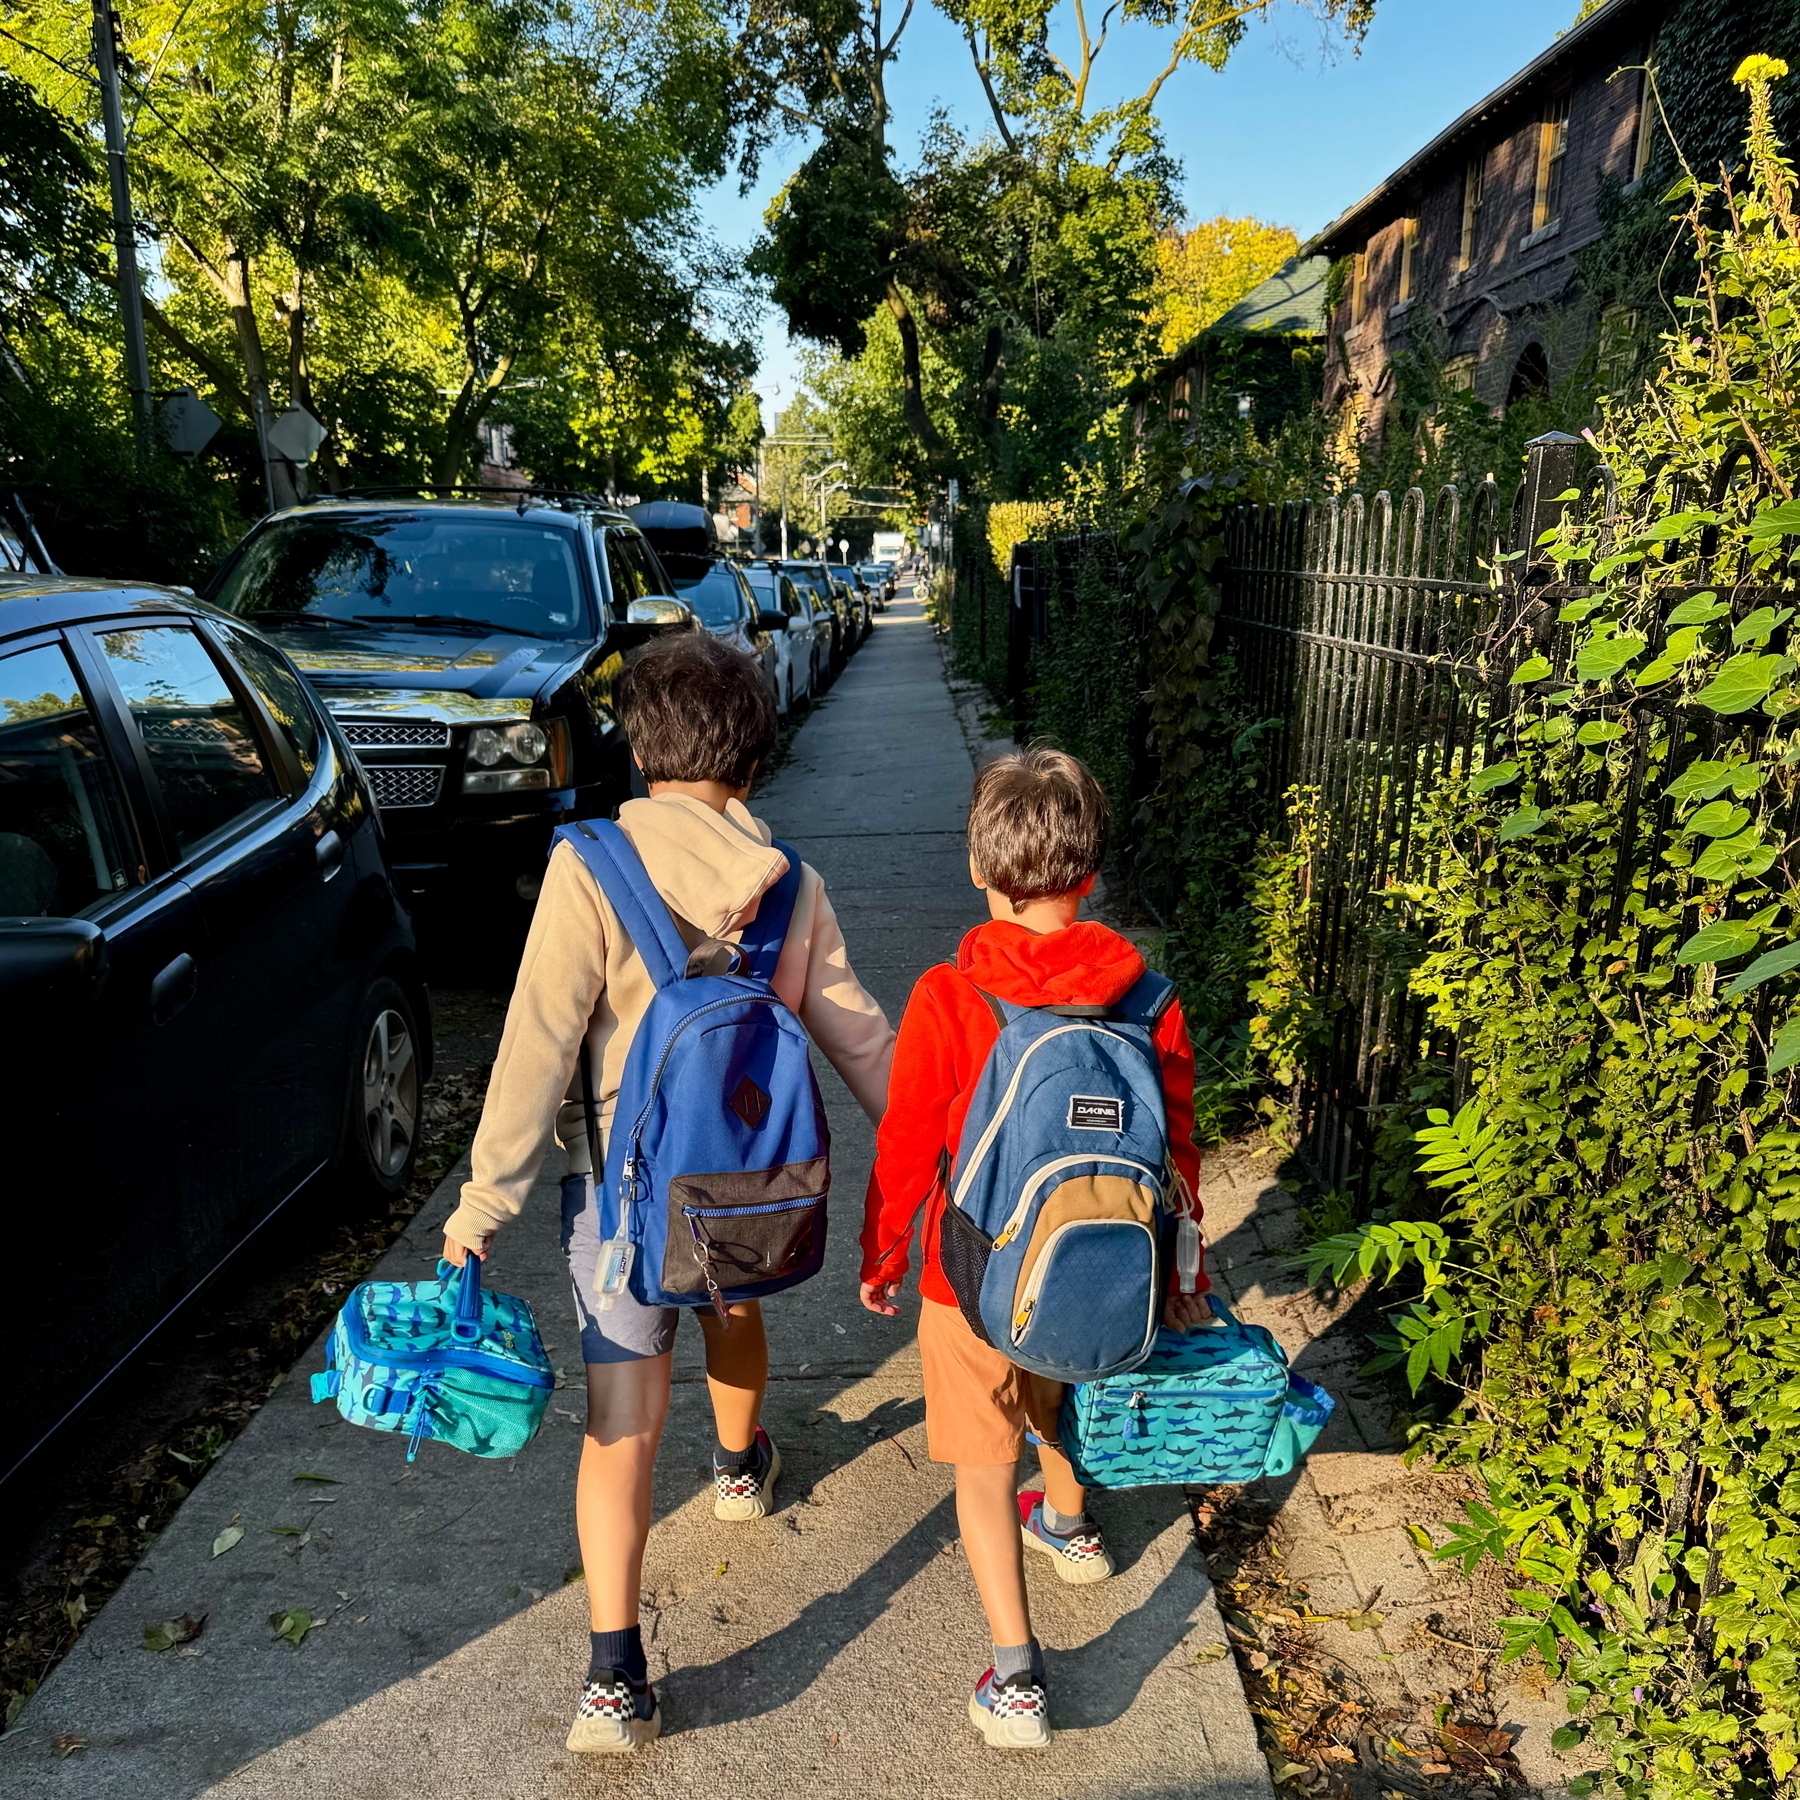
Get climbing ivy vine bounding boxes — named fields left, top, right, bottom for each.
left=1311, top=58, right=1800, bottom=1798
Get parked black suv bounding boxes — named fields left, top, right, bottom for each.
left=205, top=494, right=694, bottom=908
left=1, top=578, right=428, bottom=1481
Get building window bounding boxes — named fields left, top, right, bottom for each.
left=1349, top=251, right=1368, bottom=327
left=1397, top=217, right=1418, bottom=304
left=1632, top=66, right=1656, bottom=180
left=1443, top=354, right=1477, bottom=392
left=1534, top=92, right=1570, bottom=232
left=1458, top=156, right=1485, bottom=270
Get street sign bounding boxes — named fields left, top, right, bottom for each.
left=267, top=406, right=328, bottom=464
left=156, top=387, right=221, bottom=459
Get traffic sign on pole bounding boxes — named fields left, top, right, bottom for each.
left=267, top=407, right=328, bottom=464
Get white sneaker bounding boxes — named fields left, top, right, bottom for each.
left=713, top=1427, right=781, bottom=1521
left=968, top=1668, right=1052, bottom=1750
left=1018, top=1492, right=1115, bottom=1584
left=566, top=1676, right=661, bottom=1753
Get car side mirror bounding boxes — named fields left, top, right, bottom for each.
left=0, top=917, right=108, bottom=1009
left=626, top=596, right=693, bottom=627
left=757, top=609, right=788, bottom=633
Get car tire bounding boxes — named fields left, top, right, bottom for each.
left=337, top=975, right=422, bottom=1205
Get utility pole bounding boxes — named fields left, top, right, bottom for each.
left=779, top=465, right=789, bottom=560
left=91, top=0, right=153, bottom=434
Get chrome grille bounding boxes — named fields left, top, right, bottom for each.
left=340, top=720, right=451, bottom=748
left=364, top=764, right=444, bottom=809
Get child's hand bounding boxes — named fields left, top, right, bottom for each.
left=442, top=1232, right=491, bottom=1268
left=860, top=1279, right=903, bottom=1317
left=1162, top=1290, right=1214, bottom=1332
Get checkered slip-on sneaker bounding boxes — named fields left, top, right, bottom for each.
left=1018, top=1491, right=1115, bottom=1584
left=566, top=1674, right=661, bottom=1753
left=967, top=1666, right=1052, bottom=1750
left=713, top=1427, right=781, bottom=1522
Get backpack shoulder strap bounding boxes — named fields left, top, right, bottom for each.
left=942, top=958, right=1020, bottom=1032
left=556, top=820, right=688, bottom=990
left=1114, top=968, right=1176, bottom=1028
left=735, top=839, right=804, bottom=984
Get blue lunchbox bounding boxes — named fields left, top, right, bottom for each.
left=311, top=1255, right=555, bottom=1462
left=1059, top=1295, right=1334, bottom=1488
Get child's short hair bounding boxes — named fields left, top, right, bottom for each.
left=618, top=631, right=776, bottom=788
left=967, top=744, right=1110, bottom=906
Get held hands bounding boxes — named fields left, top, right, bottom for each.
left=859, top=1278, right=903, bottom=1317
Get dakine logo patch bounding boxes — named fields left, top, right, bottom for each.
left=1068, top=1095, right=1124, bottom=1131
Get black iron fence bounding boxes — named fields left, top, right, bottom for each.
left=1005, top=433, right=1790, bottom=1193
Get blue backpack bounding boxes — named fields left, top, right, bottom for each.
left=310, top=1254, right=555, bottom=1461
left=558, top=819, right=829, bottom=1315
left=1059, top=1296, right=1335, bottom=1488
left=937, top=968, right=1178, bottom=1383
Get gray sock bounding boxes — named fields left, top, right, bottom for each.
left=1042, top=1501, right=1088, bottom=1536
left=992, top=1638, right=1045, bottom=1686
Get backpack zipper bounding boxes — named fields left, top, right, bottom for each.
left=1010, top=1217, right=1158, bottom=1351
left=990, top=1154, right=1165, bottom=1250
left=951, top=1022, right=1137, bottom=1207
left=681, top=1195, right=823, bottom=1219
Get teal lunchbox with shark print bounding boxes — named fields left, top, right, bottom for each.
left=311, top=1255, right=554, bottom=1461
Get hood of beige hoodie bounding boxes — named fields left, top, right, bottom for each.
left=613, top=792, right=789, bottom=938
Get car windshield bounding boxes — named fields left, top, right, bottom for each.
left=213, top=512, right=589, bottom=640
left=665, top=559, right=745, bottom=628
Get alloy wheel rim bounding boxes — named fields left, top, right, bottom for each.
left=362, top=1008, right=419, bottom=1178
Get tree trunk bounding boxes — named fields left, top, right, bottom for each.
left=884, top=280, right=950, bottom=468
left=275, top=277, right=329, bottom=494
left=430, top=351, right=516, bottom=487
left=222, top=244, right=300, bottom=510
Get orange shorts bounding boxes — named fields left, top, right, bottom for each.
left=917, top=1296, right=1063, bottom=1466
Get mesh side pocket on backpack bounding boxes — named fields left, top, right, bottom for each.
left=937, top=1200, right=996, bottom=1345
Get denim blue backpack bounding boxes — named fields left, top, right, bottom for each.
left=558, top=819, right=828, bottom=1315
left=1059, top=1296, right=1335, bottom=1488
left=937, top=968, right=1179, bottom=1383
left=310, top=1254, right=554, bottom=1461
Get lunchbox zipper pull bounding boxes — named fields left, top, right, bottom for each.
left=1127, top=1391, right=1147, bottom=1440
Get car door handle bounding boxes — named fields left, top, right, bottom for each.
left=151, top=952, right=198, bottom=1025
left=316, top=829, right=345, bottom=880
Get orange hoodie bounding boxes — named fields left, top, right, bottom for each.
left=861, top=918, right=1205, bottom=1308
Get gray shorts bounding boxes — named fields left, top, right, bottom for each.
left=560, top=1173, right=680, bottom=1363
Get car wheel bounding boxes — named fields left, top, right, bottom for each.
left=338, top=976, right=422, bottom=1203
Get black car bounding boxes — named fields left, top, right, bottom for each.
left=204, top=495, right=694, bottom=909
left=830, top=563, right=874, bottom=639
left=0, top=578, right=429, bottom=1482
left=780, top=560, right=854, bottom=675
left=629, top=502, right=784, bottom=714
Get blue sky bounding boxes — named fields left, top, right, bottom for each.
left=699, top=0, right=1580, bottom=423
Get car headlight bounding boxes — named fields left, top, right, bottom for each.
left=462, top=718, right=567, bottom=794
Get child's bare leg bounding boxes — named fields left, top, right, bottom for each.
left=577, top=1355, right=673, bottom=1631
left=1025, top=1374, right=1085, bottom=1517
left=697, top=1298, right=767, bottom=1453
left=955, top=1461, right=1032, bottom=1645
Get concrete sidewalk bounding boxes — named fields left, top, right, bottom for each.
left=6, top=599, right=1271, bottom=1799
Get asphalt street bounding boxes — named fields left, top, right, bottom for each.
left=5, top=593, right=1273, bottom=1799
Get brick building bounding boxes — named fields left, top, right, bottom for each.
left=1307, top=0, right=1665, bottom=437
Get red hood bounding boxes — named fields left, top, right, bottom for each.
left=956, top=919, right=1147, bottom=1008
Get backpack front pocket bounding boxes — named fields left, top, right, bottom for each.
left=662, top=1159, right=828, bottom=1299
left=1009, top=1216, right=1157, bottom=1375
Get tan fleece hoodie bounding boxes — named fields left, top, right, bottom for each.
left=442, top=793, right=894, bottom=1250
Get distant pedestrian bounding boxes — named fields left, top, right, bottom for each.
left=443, top=632, right=893, bottom=1753
left=860, top=746, right=1209, bottom=1750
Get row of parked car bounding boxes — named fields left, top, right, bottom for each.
left=0, top=486, right=899, bottom=1485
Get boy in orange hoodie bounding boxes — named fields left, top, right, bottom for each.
left=860, top=745, right=1210, bottom=1750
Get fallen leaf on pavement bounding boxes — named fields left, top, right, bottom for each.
left=713, top=1562, right=729, bottom=1578
left=50, top=1734, right=85, bottom=1757
left=1190, top=1641, right=1230, bottom=1664
left=211, top=1522, right=244, bottom=1558
left=292, top=1473, right=341, bottom=1485
left=269, top=1607, right=316, bottom=1648
left=141, top=1612, right=207, bottom=1652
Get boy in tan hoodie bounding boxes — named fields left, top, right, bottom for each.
left=442, top=633, right=893, bottom=1753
